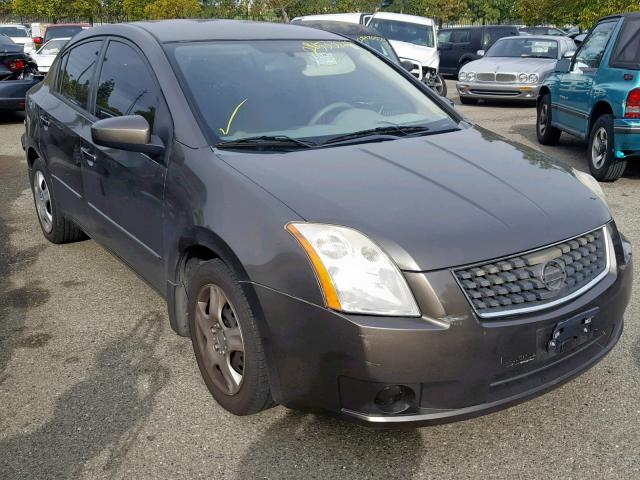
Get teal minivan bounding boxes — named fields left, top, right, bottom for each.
left=537, top=13, right=640, bottom=181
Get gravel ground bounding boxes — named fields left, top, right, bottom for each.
left=1, top=83, right=639, bottom=479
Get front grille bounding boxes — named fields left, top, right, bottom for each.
left=476, top=73, right=495, bottom=82
left=496, top=73, right=517, bottom=82
left=454, top=227, right=609, bottom=318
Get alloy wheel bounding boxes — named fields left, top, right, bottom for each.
left=591, top=127, right=608, bottom=169
left=194, top=283, right=245, bottom=395
left=33, top=170, right=53, bottom=233
left=538, top=104, right=548, bottom=135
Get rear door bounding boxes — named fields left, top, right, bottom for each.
left=81, top=39, right=170, bottom=291
left=482, top=27, right=518, bottom=51
left=38, top=39, right=103, bottom=224
left=446, top=29, right=473, bottom=73
left=556, top=20, right=618, bottom=136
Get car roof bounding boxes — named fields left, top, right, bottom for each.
left=296, top=20, right=384, bottom=37
left=371, top=12, right=434, bottom=26
left=47, top=23, right=91, bottom=28
left=440, top=25, right=517, bottom=31
left=497, top=35, right=567, bottom=41
left=122, top=19, right=341, bottom=43
left=601, top=12, right=640, bottom=22
left=0, top=24, right=27, bottom=28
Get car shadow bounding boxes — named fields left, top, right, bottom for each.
left=0, top=312, right=171, bottom=479
left=235, top=410, right=422, bottom=480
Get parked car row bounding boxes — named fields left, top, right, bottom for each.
left=0, top=22, right=88, bottom=112
left=21, top=18, right=632, bottom=427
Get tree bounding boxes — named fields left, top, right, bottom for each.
left=144, top=0, right=201, bottom=19
left=123, top=0, right=152, bottom=20
left=405, top=0, right=468, bottom=26
left=266, top=0, right=296, bottom=22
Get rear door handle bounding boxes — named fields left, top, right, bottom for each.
left=80, top=146, right=97, bottom=166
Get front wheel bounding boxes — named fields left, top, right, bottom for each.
left=188, top=259, right=273, bottom=415
left=432, top=74, right=447, bottom=97
left=588, top=114, right=626, bottom=182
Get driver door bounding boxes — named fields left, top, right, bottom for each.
left=556, top=20, right=618, bottom=137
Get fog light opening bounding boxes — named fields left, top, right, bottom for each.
left=374, top=385, right=415, bottom=414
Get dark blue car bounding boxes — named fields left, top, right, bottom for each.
left=537, top=13, right=640, bottom=181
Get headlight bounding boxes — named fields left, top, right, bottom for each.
left=287, top=223, right=420, bottom=317
left=459, top=71, right=467, bottom=81
left=528, top=73, right=539, bottom=83
left=573, top=169, right=608, bottom=207
left=518, top=73, right=528, bottom=83
left=466, top=71, right=475, bottom=81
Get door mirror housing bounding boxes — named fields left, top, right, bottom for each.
left=476, top=49, right=485, bottom=56
left=91, top=115, right=165, bottom=155
left=555, top=58, right=571, bottom=73
left=563, top=50, right=576, bottom=58
left=400, top=59, right=415, bottom=72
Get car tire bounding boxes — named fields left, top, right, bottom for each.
left=29, top=157, right=87, bottom=244
left=588, top=114, right=627, bottom=182
left=188, top=258, right=273, bottom=415
left=460, top=96, right=478, bottom=105
left=536, top=94, right=562, bottom=145
left=433, top=74, right=447, bottom=97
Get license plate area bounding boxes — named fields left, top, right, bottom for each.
left=540, top=307, right=600, bottom=356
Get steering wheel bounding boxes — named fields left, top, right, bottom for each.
left=309, top=102, right=352, bottom=126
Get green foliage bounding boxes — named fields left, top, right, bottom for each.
left=517, top=0, right=640, bottom=28
left=144, top=0, right=201, bottom=19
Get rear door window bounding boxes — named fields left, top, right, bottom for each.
left=450, top=29, right=471, bottom=44
left=483, top=28, right=515, bottom=48
left=610, top=17, right=640, bottom=70
left=95, top=41, right=160, bottom=129
left=58, top=40, right=102, bottom=110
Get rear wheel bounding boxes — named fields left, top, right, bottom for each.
left=588, top=114, right=626, bottom=181
left=536, top=94, right=562, bottom=145
left=188, top=259, right=273, bottom=415
left=30, top=157, right=86, bottom=244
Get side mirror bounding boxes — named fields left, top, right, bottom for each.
left=476, top=50, right=485, bottom=56
left=555, top=58, right=571, bottom=73
left=91, top=115, right=165, bottom=155
left=439, top=42, right=452, bottom=50
left=563, top=50, right=576, bottom=59
left=401, top=59, right=415, bottom=72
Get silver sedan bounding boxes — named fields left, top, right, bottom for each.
left=456, top=35, right=576, bottom=103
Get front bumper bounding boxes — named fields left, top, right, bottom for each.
left=253, top=224, right=632, bottom=426
left=613, top=118, right=640, bottom=158
left=457, top=81, right=541, bottom=100
left=0, top=77, right=41, bottom=111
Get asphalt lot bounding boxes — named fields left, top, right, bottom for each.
left=1, top=80, right=639, bottom=479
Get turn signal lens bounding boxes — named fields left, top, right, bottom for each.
left=7, top=59, right=25, bottom=72
left=625, top=89, right=640, bottom=118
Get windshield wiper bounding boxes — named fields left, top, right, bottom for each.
left=321, top=125, right=431, bottom=146
left=215, top=135, right=317, bottom=150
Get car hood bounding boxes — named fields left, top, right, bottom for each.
left=466, top=56, right=557, bottom=74
left=216, top=126, right=611, bottom=272
left=388, top=40, right=439, bottom=68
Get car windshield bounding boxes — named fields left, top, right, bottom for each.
left=368, top=19, right=435, bottom=48
left=487, top=38, right=558, bottom=59
left=45, top=26, right=84, bottom=41
left=169, top=40, right=455, bottom=145
left=355, top=35, right=399, bottom=63
left=39, top=38, right=68, bottom=55
left=0, top=26, right=28, bottom=37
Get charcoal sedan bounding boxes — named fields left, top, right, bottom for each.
left=457, top=36, right=576, bottom=103
left=22, top=21, right=631, bottom=425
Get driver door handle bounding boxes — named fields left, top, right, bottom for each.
left=80, top=146, right=97, bottom=166
left=39, top=115, right=50, bottom=127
